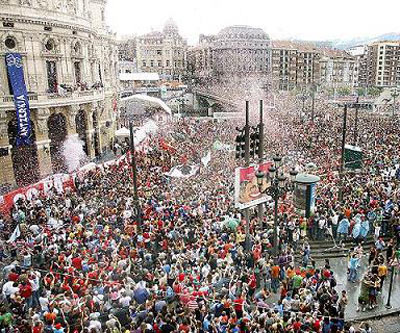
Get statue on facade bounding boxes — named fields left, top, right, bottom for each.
left=20, top=0, right=32, bottom=5
left=37, top=0, right=48, bottom=7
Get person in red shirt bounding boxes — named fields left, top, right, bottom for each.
left=71, top=257, right=82, bottom=270
left=233, top=293, right=245, bottom=319
left=19, top=280, right=33, bottom=309
left=8, top=270, right=19, bottom=282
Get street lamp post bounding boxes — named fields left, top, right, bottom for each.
left=256, top=156, right=298, bottom=256
left=338, top=104, right=348, bottom=203
left=385, top=261, right=395, bottom=309
left=257, top=100, right=264, bottom=225
left=300, top=92, right=308, bottom=121
left=353, top=96, right=360, bottom=145
left=129, top=121, right=142, bottom=230
left=391, top=88, right=399, bottom=118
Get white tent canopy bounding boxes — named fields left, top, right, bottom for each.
left=119, top=72, right=160, bottom=81
left=115, top=127, right=130, bottom=138
left=121, top=94, right=172, bottom=115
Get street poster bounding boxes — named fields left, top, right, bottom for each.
left=234, top=161, right=272, bottom=210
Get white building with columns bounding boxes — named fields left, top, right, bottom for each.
left=0, top=0, right=119, bottom=189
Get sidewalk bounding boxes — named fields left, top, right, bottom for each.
left=316, top=257, right=400, bottom=321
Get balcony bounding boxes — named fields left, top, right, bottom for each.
left=0, top=90, right=105, bottom=111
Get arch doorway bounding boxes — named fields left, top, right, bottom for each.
left=75, top=110, right=88, bottom=155
left=8, top=118, right=40, bottom=187
left=47, top=113, right=67, bottom=173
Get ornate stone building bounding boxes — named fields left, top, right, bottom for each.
left=0, top=0, right=119, bottom=189
left=135, top=19, right=187, bottom=80
left=187, top=26, right=271, bottom=84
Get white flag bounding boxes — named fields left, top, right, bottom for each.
left=201, top=151, right=211, bottom=168
left=7, top=224, right=21, bottom=243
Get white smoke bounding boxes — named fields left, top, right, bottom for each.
left=61, top=136, right=88, bottom=173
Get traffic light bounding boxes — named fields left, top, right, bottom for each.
left=250, top=127, right=260, bottom=158
left=235, top=132, right=245, bottom=159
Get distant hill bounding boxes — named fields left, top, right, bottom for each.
left=293, top=33, right=400, bottom=50
left=330, top=33, right=400, bottom=49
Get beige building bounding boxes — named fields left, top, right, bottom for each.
left=319, top=48, right=355, bottom=88
left=365, top=41, right=400, bottom=87
left=271, top=41, right=320, bottom=90
left=0, top=0, right=119, bottom=189
left=187, top=26, right=271, bottom=83
left=135, top=19, right=187, bottom=80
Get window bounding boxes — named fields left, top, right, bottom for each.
left=142, top=60, right=146, bottom=67
left=157, top=50, right=162, bottom=55
left=157, top=60, right=162, bottom=67
left=46, top=60, right=57, bottom=93
left=45, top=39, right=55, bottom=51
left=74, top=62, right=81, bottom=84
left=5, top=37, right=16, bottom=49
left=166, top=60, right=170, bottom=67
left=150, top=60, right=154, bottom=67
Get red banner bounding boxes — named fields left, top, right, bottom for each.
left=0, top=175, right=75, bottom=214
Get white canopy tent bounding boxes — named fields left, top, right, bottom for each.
left=119, top=72, right=160, bottom=82
left=121, top=94, right=172, bottom=115
left=115, top=127, right=130, bottom=138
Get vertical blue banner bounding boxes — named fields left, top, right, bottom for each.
left=5, top=53, right=32, bottom=146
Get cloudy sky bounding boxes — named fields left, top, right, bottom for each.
left=106, top=0, right=400, bottom=44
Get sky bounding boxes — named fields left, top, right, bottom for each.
left=106, top=0, right=400, bottom=45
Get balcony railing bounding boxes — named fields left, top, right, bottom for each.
left=2, top=94, right=39, bottom=103
left=1, top=90, right=104, bottom=108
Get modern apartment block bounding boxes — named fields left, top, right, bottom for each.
left=365, top=41, right=400, bottom=87
left=271, top=41, right=321, bottom=90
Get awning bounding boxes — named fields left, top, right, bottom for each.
left=115, top=127, right=130, bottom=138
left=121, top=94, right=172, bottom=115
left=119, top=72, right=160, bottom=81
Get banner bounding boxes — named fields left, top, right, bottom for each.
left=234, top=161, right=272, bottom=209
left=165, top=164, right=199, bottom=178
left=5, top=53, right=32, bottom=146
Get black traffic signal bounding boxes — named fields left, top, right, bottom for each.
left=250, top=127, right=260, bottom=158
left=235, top=132, right=245, bottom=159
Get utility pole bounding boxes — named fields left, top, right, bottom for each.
left=244, top=101, right=251, bottom=253
left=257, top=100, right=264, bottom=226
left=392, top=89, right=399, bottom=118
left=311, top=84, right=316, bottom=122
left=129, top=121, right=141, bottom=230
left=338, top=104, right=348, bottom=202
left=385, top=261, right=395, bottom=308
left=354, top=96, right=359, bottom=145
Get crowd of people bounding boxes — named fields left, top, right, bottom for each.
left=0, top=93, right=399, bottom=332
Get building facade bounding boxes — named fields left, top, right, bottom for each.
left=319, top=48, right=355, bottom=88
left=365, top=41, right=400, bottom=87
left=135, top=19, right=187, bottom=80
left=187, top=25, right=271, bottom=84
left=0, top=0, right=119, bottom=190
left=271, top=41, right=320, bottom=90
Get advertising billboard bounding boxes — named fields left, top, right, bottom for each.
left=234, top=161, right=272, bottom=210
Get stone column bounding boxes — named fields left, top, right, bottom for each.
left=65, top=104, right=79, bottom=139
left=84, top=106, right=95, bottom=159
left=34, top=108, right=53, bottom=178
left=0, top=112, right=15, bottom=187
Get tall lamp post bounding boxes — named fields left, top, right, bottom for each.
left=385, top=260, right=396, bottom=309
left=353, top=95, right=360, bottom=145
left=300, top=92, right=308, bottom=121
left=129, top=121, right=142, bottom=230
left=391, top=87, right=399, bottom=118
left=256, top=156, right=298, bottom=256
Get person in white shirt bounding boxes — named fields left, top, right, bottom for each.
left=2, top=281, right=19, bottom=300
left=119, top=292, right=132, bottom=308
